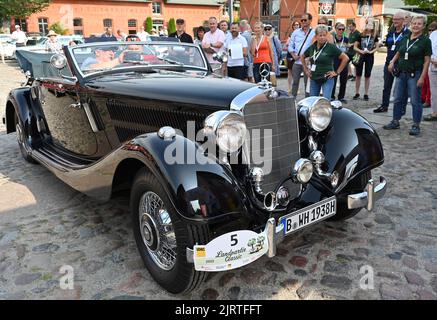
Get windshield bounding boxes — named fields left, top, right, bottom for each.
left=71, top=42, right=207, bottom=76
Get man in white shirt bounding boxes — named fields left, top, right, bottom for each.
left=11, top=25, right=27, bottom=47
left=137, top=26, right=150, bottom=42
left=288, top=13, right=315, bottom=98
left=224, top=22, right=248, bottom=80
left=202, top=17, right=225, bottom=63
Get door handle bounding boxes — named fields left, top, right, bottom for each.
left=69, top=102, right=82, bottom=109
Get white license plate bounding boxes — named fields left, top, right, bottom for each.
left=280, top=197, right=336, bottom=235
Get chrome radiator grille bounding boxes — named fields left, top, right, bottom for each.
left=243, top=97, right=300, bottom=194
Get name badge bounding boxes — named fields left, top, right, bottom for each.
left=404, top=53, right=408, bottom=60
left=311, top=64, right=317, bottom=72
left=391, top=45, right=396, bottom=51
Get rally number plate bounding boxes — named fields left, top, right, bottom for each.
left=280, top=197, right=336, bottom=235
left=193, top=230, right=268, bottom=272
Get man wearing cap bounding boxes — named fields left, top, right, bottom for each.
left=11, top=25, right=27, bottom=47
left=169, top=19, right=193, bottom=43
left=81, top=46, right=126, bottom=71
left=202, top=17, right=226, bottom=63
left=45, top=30, right=62, bottom=53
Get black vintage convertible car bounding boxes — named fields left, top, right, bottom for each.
left=3, top=41, right=387, bottom=294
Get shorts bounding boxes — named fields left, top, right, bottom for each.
left=355, top=54, right=375, bottom=78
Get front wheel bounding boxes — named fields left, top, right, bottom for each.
left=130, top=168, right=210, bottom=294
left=329, top=171, right=372, bottom=221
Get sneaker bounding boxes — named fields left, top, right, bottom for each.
left=350, top=76, right=356, bottom=82
left=340, top=99, right=348, bottom=104
left=424, top=114, right=437, bottom=121
left=383, top=120, right=400, bottom=130
left=374, top=105, right=388, bottom=113
left=409, top=124, right=420, bottom=136
left=353, top=94, right=360, bottom=100
left=364, top=95, right=369, bottom=101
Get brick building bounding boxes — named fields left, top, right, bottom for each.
left=11, top=0, right=226, bottom=37
left=240, top=0, right=384, bottom=41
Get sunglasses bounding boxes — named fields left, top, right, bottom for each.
left=301, top=19, right=308, bottom=22
left=264, top=27, right=272, bottom=31
left=337, top=28, right=345, bottom=31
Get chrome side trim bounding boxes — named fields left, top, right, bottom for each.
left=347, top=176, right=387, bottom=211
left=82, top=102, right=99, bottom=133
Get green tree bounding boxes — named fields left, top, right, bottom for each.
left=49, top=21, right=68, bottom=35
left=145, top=17, right=153, bottom=33
left=168, top=18, right=176, bottom=35
left=404, top=0, right=437, bottom=12
left=0, top=0, right=51, bottom=20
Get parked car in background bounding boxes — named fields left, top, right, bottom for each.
left=3, top=41, right=387, bottom=294
left=26, top=32, right=44, bottom=46
left=17, top=35, right=84, bottom=52
left=0, top=34, right=16, bottom=59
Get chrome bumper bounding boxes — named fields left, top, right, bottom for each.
left=187, top=176, right=387, bottom=264
left=347, top=177, right=387, bottom=211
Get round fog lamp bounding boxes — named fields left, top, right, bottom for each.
left=293, top=159, right=313, bottom=184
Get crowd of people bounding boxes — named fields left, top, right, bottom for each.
left=15, top=11, right=436, bottom=136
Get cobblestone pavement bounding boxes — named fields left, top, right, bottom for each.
left=0, top=54, right=436, bottom=300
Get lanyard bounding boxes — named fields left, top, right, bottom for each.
left=335, top=36, right=344, bottom=48
left=393, top=31, right=402, bottom=45
left=406, top=37, right=419, bottom=52
left=255, top=35, right=264, bottom=57
left=365, top=35, right=371, bottom=49
left=312, top=42, right=327, bottom=62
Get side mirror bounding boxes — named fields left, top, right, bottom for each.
left=212, top=51, right=228, bottom=64
left=50, top=54, right=67, bottom=69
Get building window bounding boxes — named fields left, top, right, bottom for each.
left=73, top=18, right=83, bottom=35
left=128, top=19, right=137, bottom=28
left=38, top=18, right=49, bottom=35
left=319, top=0, right=336, bottom=15
left=128, top=19, right=137, bottom=35
left=153, top=19, right=163, bottom=30
left=152, top=2, right=162, bottom=14
left=103, top=19, right=113, bottom=28
left=14, top=18, right=28, bottom=32
left=261, top=0, right=280, bottom=16
left=357, top=0, right=372, bottom=16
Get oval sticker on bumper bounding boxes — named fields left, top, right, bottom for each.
left=193, top=230, right=268, bottom=271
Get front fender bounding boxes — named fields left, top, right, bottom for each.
left=127, top=133, right=251, bottom=225
left=302, top=107, right=384, bottom=194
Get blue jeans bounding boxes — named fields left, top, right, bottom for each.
left=392, top=70, right=423, bottom=124
left=310, top=78, right=334, bottom=100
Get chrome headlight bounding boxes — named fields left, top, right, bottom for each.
left=298, top=97, right=333, bottom=132
left=204, top=111, right=247, bottom=153
left=50, top=54, right=67, bottom=69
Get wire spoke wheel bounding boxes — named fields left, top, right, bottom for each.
left=139, top=191, right=177, bottom=271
